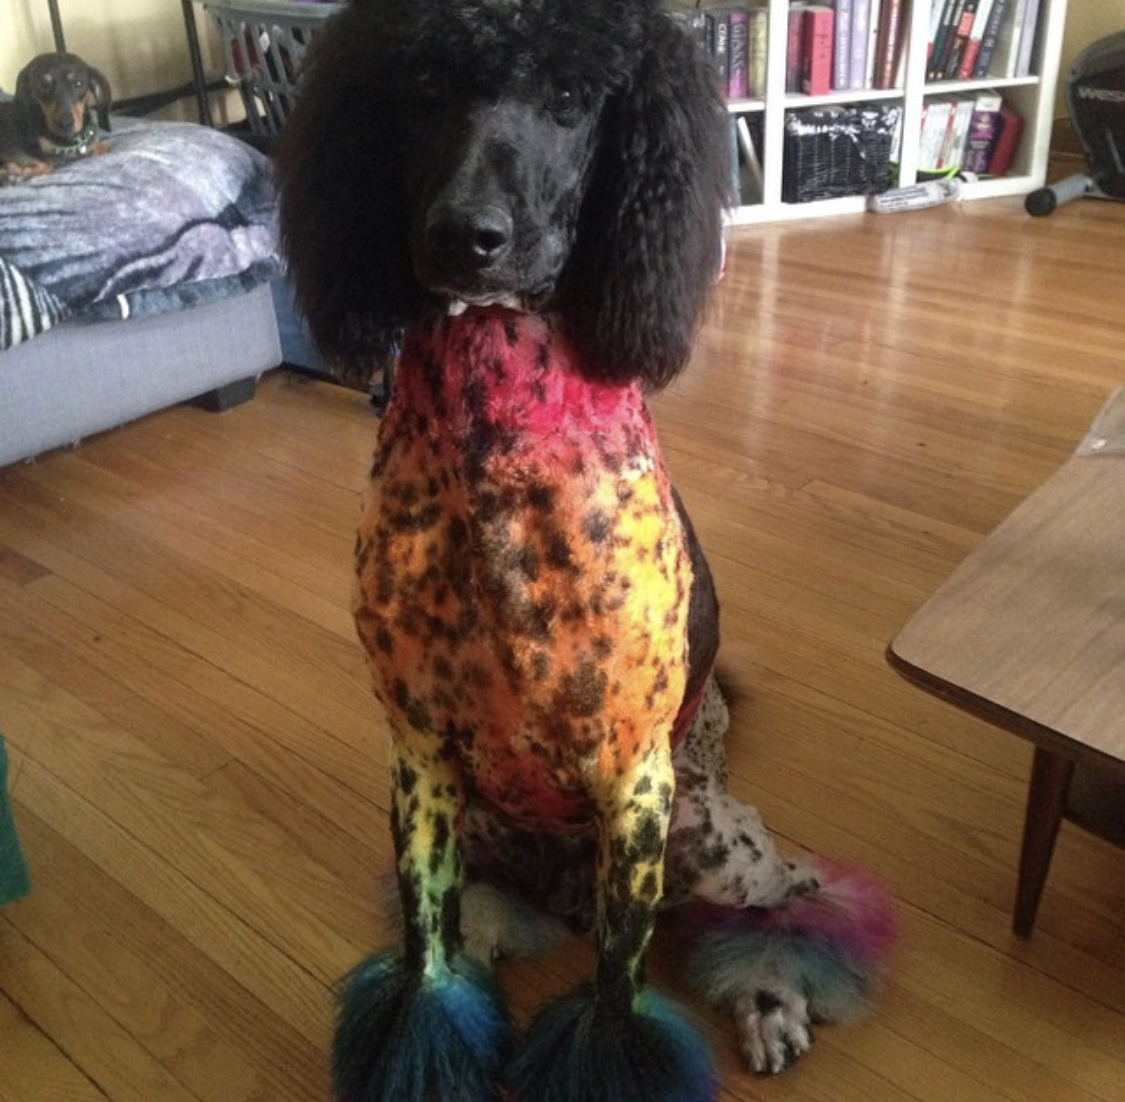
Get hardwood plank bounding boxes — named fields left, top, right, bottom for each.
left=0, top=922, right=200, bottom=1102
left=5, top=810, right=331, bottom=1102
left=0, top=991, right=108, bottom=1102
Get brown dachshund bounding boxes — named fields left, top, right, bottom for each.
left=1, top=52, right=111, bottom=186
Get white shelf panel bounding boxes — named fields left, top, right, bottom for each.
left=725, top=0, right=1067, bottom=223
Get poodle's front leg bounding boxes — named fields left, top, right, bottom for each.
left=509, top=745, right=717, bottom=1102
left=332, top=737, right=512, bottom=1102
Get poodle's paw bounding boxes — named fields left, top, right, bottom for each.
left=332, top=951, right=512, bottom=1102
left=461, top=881, right=569, bottom=964
left=732, top=989, right=813, bottom=1075
left=508, top=986, right=718, bottom=1102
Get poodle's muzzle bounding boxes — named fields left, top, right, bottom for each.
left=409, top=96, right=601, bottom=310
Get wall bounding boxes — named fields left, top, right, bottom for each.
left=1057, top=0, right=1122, bottom=114
left=0, top=0, right=229, bottom=122
left=2, top=0, right=1122, bottom=121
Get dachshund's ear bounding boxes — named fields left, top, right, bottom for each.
left=561, top=16, right=731, bottom=390
left=14, top=64, right=35, bottom=102
left=276, top=5, right=428, bottom=380
left=86, top=66, right=113, bottom=131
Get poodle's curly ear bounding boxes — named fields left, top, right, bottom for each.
left=560, top=16, right=731, bottom=390
left=275, top=5, right=428, bottom=379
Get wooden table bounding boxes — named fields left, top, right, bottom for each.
left=888, top=424, right=1125, bottom=936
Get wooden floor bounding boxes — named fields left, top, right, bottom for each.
left=2, top=189, right=1124, bottom=1102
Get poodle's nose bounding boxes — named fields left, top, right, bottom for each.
left=424, top=204, right=513, bottom=270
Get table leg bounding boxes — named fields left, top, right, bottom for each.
left=1014, top=748, right=1075, bottom=937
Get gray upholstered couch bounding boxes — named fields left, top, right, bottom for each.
left=0, top=111, right=283, bottom=466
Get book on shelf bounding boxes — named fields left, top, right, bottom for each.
left=787, top=5, right=807, bottom=92
left=735, top=113, right=764, bottom=203
left=872, top=0, right=905, bottom=89
left=987, top=99, right=1023, bottom=175
left=747, top=7, right=768, bottom=96
left=669, top=4, right=769, bottom=102
left=928, top=0, right=959, bottom=79
left=917, top=91, right=1023, bottom=176
left=864, top=0, right=883, bottom=87
left=943, top=0, right=981, bottom=80
left=784, top=0, right=902, bottom=95
left=1015, top=0, right=1042, bottom=77
left=728, top=8, right=750, bottom=98
left=961, top=89, right=1003, bottom=171
left=832, top=0, right=852, bottom=90
left=955, top=0, right=993, bottom=78
left=971, top=0, right=1009, bottom=77
left=848, top=0, right=872, bottom=91
left=991, top=0, right=1031, bottom=79
left=927, top=0, right=1043, bottom=81
left=711, top=6, right=731, bottom=86
left=801, top=6, right=835, bottom=95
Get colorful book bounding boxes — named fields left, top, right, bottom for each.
left=993, top=0, right=1030, bottom=79
left=918, top=99, right=954, bottom=172
left=873, top=0, right=904, bottom=89
left=802, top=6, right=835, bottom=96
left=833, top=0, right=853, bottom=90
left=929, top=0, right=958, bottom=79
left=1015, top=0, right=1042, bottom=77
left=849, top=0, right=872, bottom=90
left=962, top=90, right=1004, bottom=172
left=972, top=0, right=1009, bottom=77
left=943, top=0, right=980, bottom=79
left=864, top=0, right=883, bottom=87
left=942, top=95, right=976, bottom=169
left=956, top=0, right=995, bottom=79
left=711, top=7, right=731, bottom=88
left=728, top=9, right=750, bottom=99
left=787, top=4, right=809, bottom=93
left=987, top=100, right=1023, bottom=176
left=747, top=7, right=768, bottom=97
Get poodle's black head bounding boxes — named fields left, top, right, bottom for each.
left=276, top=0, right=731, bottom=389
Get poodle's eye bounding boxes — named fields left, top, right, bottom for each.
left=548, top=85, right=581, bottom=123
left=416, top=68, right=445, bottom=103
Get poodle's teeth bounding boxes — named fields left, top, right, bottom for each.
left=447, top=299, right=469, bottom=316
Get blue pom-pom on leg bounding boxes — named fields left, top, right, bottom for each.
left=332, top=951, right=512, bottom=1102
left=507, top=986, right=717, bottom=1102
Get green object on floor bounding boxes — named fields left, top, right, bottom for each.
left=0, top=735, right=31, bottom=905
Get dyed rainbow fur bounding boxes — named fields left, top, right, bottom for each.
left=343, top=309, right=719, bottom=1102
left=333, top=952, right=511, bottom=1102
left=682, top=862, right=897, bottom=1074
left=509, top=987, right=716, bottom=1102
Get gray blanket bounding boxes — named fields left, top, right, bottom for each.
left=0, top=120, right=281, bottom=352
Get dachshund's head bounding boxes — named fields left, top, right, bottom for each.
left=15, top=53, right=112, bottom=149
left=276, top=0, right=731, bottom=389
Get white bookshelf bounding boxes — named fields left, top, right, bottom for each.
left=727, top=0, right=1070, bottom=223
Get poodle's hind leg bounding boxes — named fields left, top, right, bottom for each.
left=332, top=740, right=512, bottom=1102
left=509, top=745, right=718, bottom=1102
left=666, top=676, right=895, bottom=1075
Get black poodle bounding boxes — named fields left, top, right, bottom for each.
left=277, top=3, right=893, bottom=1102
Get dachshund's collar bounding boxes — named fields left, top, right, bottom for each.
left=40, top=120, right=100, bottom=159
